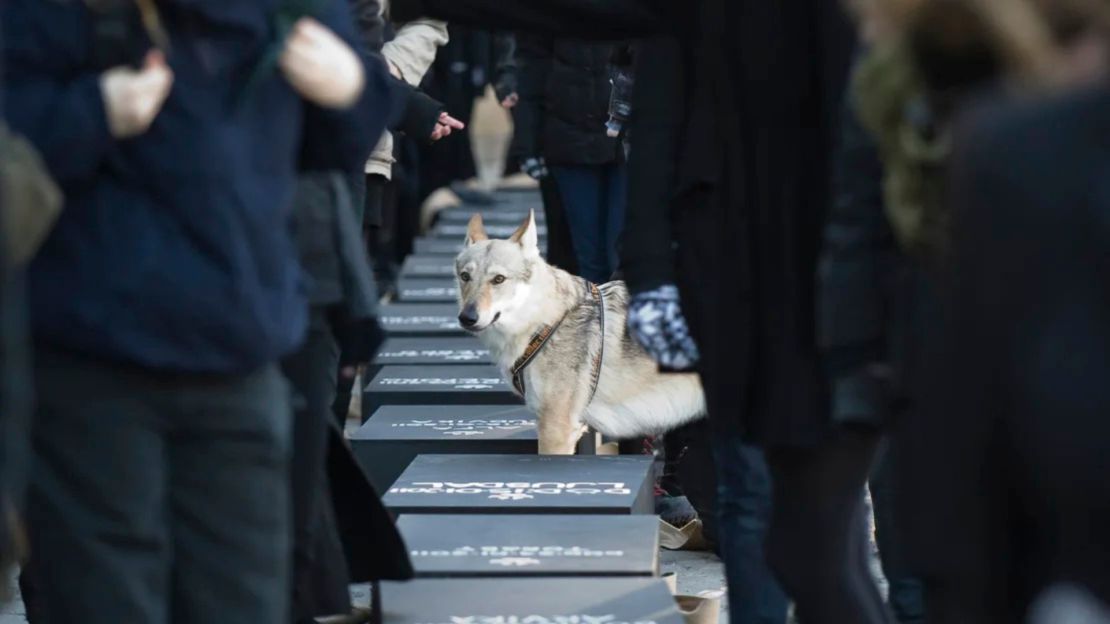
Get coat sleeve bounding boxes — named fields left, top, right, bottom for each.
left=491, top=33, right=518, bottom=103
left=394, top=87, right=444, bottom=140
left=1, top=0, right=115, bottom=185
left=618, top=36, right=684, bottom=293
left=299, top=0, right=404, bottom=174
left=507, top=33, right=552, bottom=161
left=391, top=0, right=669, bottom=39
left=816, top=73, right=895, bottom=376
left=382, top=18, right=449, bottom=87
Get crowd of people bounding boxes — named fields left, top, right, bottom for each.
left=1, top=0, right=1109, bottom=623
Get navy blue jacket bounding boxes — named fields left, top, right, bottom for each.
left=3, top=0, right=396, bottom=373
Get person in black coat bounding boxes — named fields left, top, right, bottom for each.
left=817, top=60, right=928, bottom=624
left=519, top=35, right=625, bottom=284
left=493, top=32, right=580, bottom=276
left=393, top=2, right=881, bottom=623
left=4, top=1, right=394, bottom=621
left=285, top=172, right=415, bottom=623
left=912, top=82, right=1110, bottom=623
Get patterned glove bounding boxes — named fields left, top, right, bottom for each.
left=520, top=157, right=548, bottom=180
left=627, top=284, right=700, bottom=372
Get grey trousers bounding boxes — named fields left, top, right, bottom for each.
left=23, top=348, right=293, bottom=624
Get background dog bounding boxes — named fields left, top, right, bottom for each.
left=454, top=211, right=706, bottom=454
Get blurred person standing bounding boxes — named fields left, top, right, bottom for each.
left=415, top=25, right=492, bottom=204
left=2, top=0, right=394, bottom=622
left=332, top=0, right=454, bottom=422
left=817, top=1, right=930, bottom=621
left=492, top=32, right=580, bottom=276
left=518, top=35, right=626, bottom=284
left=355, top=0, right=453, bottom=295
left=825, top=1, right=1110, bottom=621
left=869, top=1, right=1110, bottom=621
left=287, top=5, right=446, bottom=618
left=927, top=75, right=1110, bottom=624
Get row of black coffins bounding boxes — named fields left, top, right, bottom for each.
left=352, top=195, right=692, bottom=622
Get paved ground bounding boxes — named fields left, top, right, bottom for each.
left=661, top=548, right=729, bottom=618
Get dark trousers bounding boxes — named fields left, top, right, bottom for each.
left=712, top=427, right=789, bottom=624
left=363, top=173, right=400, bottom=295
left=538, top=174, right=579, bottom=276
left=550, top=163, right=627, bottom=284
left=765, top=430, right=893, bottom=624
left=870, top=440, right=925, bottom=623
left=22, top=348, right=292, bottom=624
left=283, top=309, right=350, bottom=622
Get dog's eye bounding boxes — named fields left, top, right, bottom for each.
left=460, top=271, right=471, bottom=282
left=492, top=275, right=506, bottom=285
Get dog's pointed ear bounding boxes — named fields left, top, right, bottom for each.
left=465, top=214, right=488, bottom=246
left=509, top=210, right=539, bottom=256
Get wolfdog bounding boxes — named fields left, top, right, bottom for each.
left=454, top=211, right=706, bottom=454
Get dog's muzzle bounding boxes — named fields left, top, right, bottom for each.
left=458, top=304, right=480, bottom=329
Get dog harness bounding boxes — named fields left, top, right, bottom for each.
left=510, top=279, right=605, bottom=405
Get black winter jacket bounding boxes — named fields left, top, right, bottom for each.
left=5, top=0, right=395, bottom=373
left=515, top=36, right=622, bottom=166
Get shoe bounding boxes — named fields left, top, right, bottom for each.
left=656, top=493, right=698, bottom=528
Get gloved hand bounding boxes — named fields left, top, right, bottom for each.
left=99, top=50, right=174, bottom=139
left=520, top=156, right=548, bottom=180
left=279, top=18, right=365, bottom=109
left=493, top=75, right=518, bottom=108
left=329, top=310, right=386, bottom=381
left=627, top=284, right=700, bottom=372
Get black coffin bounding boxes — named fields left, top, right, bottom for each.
left=400, top=255, right=457, bottom=279
left=395, top=277, right=458, bottom=303
left=397, top=514, right=660, bottom=578
left=369, top=337, right=492, bottom=376
left=378, top=303, right=465, bottom=338
left=413, top=237, right=549, bottom=255
left=362, top=365, right=520, bottom=421
left=412, top=238, right=467, bottom=255
left=378, top=577, right=681, bottom=624
left=350, top=405, right=536, bottom=491
left=383, top=454, right=655, bottom=515
left=433, top=222, right=549, bottom=240
left=437, top=208, right=545, bottom=225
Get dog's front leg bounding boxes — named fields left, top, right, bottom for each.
left=536, top=397, right=585, bottom=455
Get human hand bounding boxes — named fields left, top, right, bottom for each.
left=430, top=112, right=465, bottom=141
left=99, top=50, right=174, bottom=139
left=500, top=93, right=519, bottom=109
left=332, top=314, right=386, bottom=381
left=280, top=18, right=365, bottom=109
left=627, top=284, right=700, bottom=371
